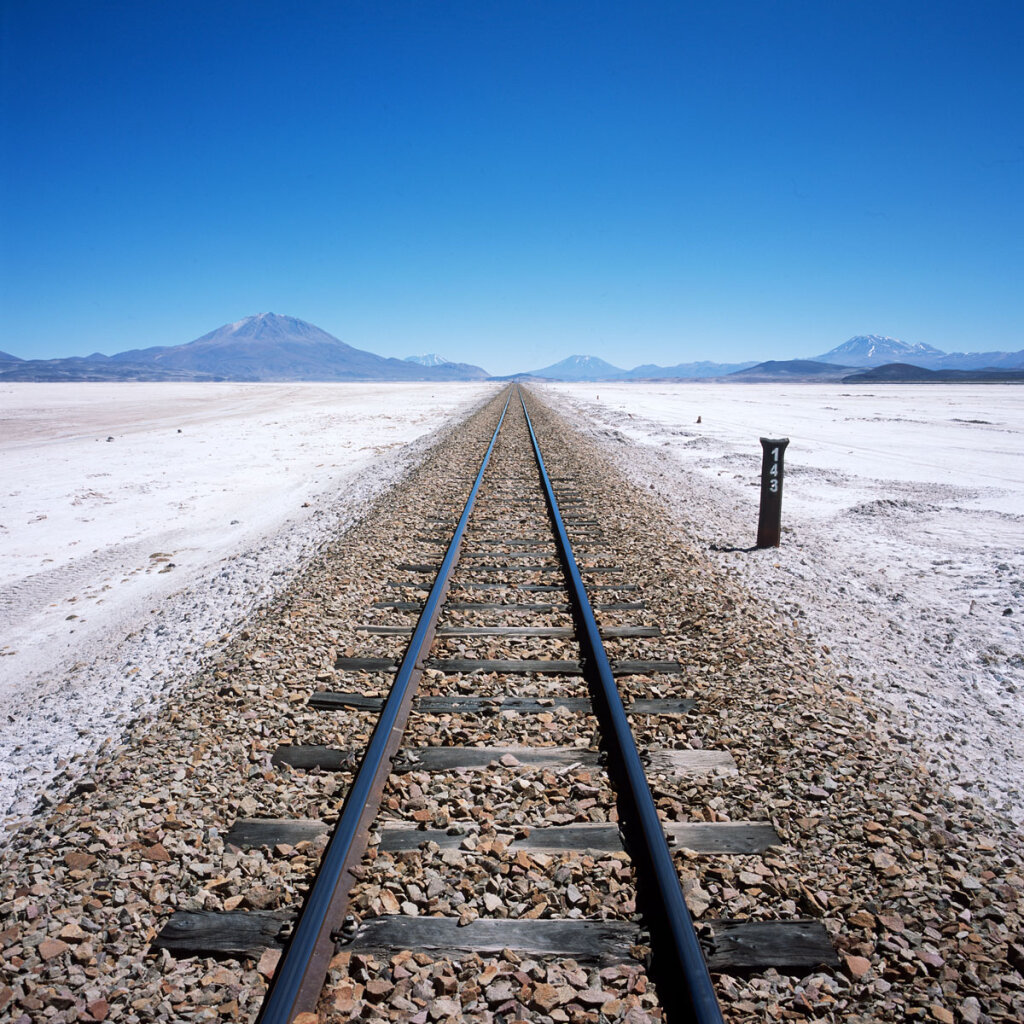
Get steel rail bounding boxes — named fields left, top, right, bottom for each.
left=518, top=386, right=725, bottom=1024
left=257, top=387, right=513, bottom=1024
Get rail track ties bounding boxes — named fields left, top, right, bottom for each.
left=151, top=385, right=837, bottom=1023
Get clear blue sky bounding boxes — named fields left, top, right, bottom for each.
left=2, top=1, right=1022, bottom=374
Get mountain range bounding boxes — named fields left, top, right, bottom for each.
left=499, top=354, right=760, bottom=381
left=1, top=319, right=1021, bottom=383
left=810, top=334, right=1024, bottom=371
left=0, top=314, right=488, bottom=382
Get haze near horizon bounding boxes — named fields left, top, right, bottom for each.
left=2, top=1, right=1021, bottom=375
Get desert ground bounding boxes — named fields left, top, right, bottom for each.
left=0, top=381, right=496, bottom=828
left=541, top=381, right=1024, bottom=821
left=2, top=379, right=1023, bottom=1023
left=2, top=379, right=1022, bottom=833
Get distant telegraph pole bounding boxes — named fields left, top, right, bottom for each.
left=756, top=438, right=789, bottom=548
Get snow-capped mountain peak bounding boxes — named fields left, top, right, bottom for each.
left=814, top=335, right=944, bottom=368
left=404, top=353, right=452, bottom=366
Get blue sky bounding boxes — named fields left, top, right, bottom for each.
left=2, top=1, right=1022, bottom=375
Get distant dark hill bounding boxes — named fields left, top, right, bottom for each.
left=0, top=314, right=489, bottom=382
left=624, top=360, right=757, bottom=379
left=526, top=355, right=627, bottom=381
left=726, top=359, right=854, bottom=382
left=0, top=355, right=225, bottom=382
left=843, top=362, right=1024, bottom=383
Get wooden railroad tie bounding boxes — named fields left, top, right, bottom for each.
left=307, top=693, right=695, bottom=715
left=355, top=624, right=658, bottom=637
left=333, top=656, right=683, bottom=675
left=371, top=600, right=645, bottom=611
left=270, top=745, right=735, bottom=775
left=225, top=818, right=782, bottom=857
left=153, top=912, right=836, bottom=975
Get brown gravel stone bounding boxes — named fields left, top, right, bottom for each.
left=86, top=999, right=110, bottom=1021
left=37, top=938, right=69, bottom=960
left=842, top=954, right=872, bottom=980
left=258, top=947, right=282, bottom=978
left=364, top=977, right=394, bottom=1001
left=531, top=982, right=563, bottom=1011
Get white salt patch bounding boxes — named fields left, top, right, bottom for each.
left=545, top=382, right=1024, bottom=821
left=0, top=381, right=496, bottom=827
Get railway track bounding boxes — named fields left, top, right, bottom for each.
left=153, top=385, right=835, bottom=1021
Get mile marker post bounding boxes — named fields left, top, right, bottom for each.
left=757, top=437, right=789, bottom=548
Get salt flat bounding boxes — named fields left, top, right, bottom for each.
left=545, top=382, right=1024, bottom=820
left=0, top=381, right=494, bottom=824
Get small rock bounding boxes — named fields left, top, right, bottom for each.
left=959, top=996, right=982, bottom=1023
left=331, top=982, right=359, bottom=1013
left=64, top=852, right=96, bottom=871
left=364, top=978, right=393, bottom=1001
left=257, top=948, right=281, bottom=979
left=531, top=983, right=563, bottom=1012
left=485, top=980, right=515, bottom=1004
left=87, top=999, right=110, bottom=1021
left=577, top=988, right=610, bottom=1007
left=429, top=998, right=461, bottom=1019
left=842, top=954, right=871, bottom=980
left=58, top=923, right=88, bottom=942
left=38, top=939, right=69, bottom=960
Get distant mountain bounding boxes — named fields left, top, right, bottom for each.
left=726, top=359, right=854, bottom=382
left=0, top=314, right=489, bottom=382
left=506, top=355, right=757, bottom=382
left=0, top=349, right=23, bottom=369
left=928, top=348, right=1024, bottom=370
left=625, top=360, right=757, bottom=379
left=843, top=362, right=1024, bottom=383
left=814, top=334, right=1024, bottom=371
left=814, top=335, right=943, bottom=367
left=526, top=355, right=627, bottom=381
left=403, top=352, right=490, bottom=376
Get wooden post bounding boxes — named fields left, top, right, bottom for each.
left=757, top=438, right=789, bottom=548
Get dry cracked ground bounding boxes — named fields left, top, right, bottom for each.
left=1, top=387, right=1023, bottom=1024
